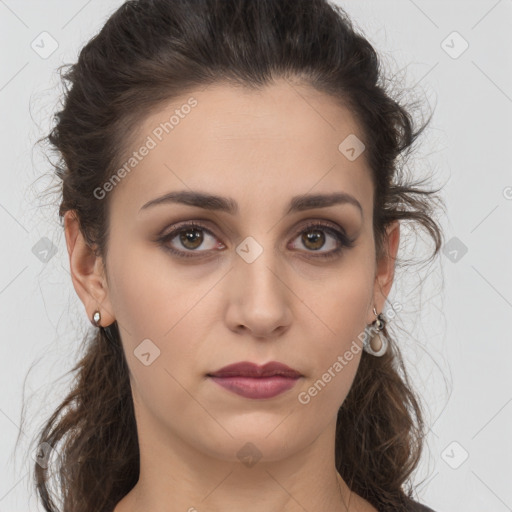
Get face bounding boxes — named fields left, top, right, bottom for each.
left=66, top=78, right=398, bottom=467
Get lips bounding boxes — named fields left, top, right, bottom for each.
left=207, top=361, right=302, bottom=399
left=207, top=361, right=302, bottom=378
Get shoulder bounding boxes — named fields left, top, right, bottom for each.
left=407, top=500, right=437, bottom=512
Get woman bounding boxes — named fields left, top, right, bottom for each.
left=33, top=0, right=443, bottom=510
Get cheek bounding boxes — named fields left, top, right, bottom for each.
left=110, top=251, right=215, bottom=432
left=107, top=237, right=206, bottom=339
left=294, top=260, right=373, bottom=407
left=106, top=238, right=217, bottom=380
left=302, top=258, right=374, bottom=347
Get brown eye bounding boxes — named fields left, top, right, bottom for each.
left=158, top=222, right=223, bottom=258
left=179, top=227, right=204, bottom=250
left=301, top=229, right=326, bottom=251
left=288, top=222, right=356, bottom=260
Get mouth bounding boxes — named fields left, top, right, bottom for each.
left=207, top=375, right=301, bottom=399
left=206, top=361, right=302, bottom=399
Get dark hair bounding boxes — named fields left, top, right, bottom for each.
left=27, top=0, right=445, bottom=511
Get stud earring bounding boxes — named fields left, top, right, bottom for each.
left=363, top=307, right=389, bottom=357
left=91, top=310, right=101, bottom=327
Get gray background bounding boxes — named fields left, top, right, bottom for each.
left=1, top=1, right=511, bottom=511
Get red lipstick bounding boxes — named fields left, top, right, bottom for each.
left=207, top=361, right=302, bottom=399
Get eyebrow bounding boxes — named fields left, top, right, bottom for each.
left=139, top=190, right=363, bottom=218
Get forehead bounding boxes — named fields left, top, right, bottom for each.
left=110, top=79, right=373, bottom=219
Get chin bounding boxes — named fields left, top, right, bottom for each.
left=192, top=423, right=308, bottom=464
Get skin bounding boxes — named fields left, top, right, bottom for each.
left=64, top=78, right=399, bottom=512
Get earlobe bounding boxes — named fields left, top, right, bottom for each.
left=370, top=220, right=400, bottom=320
left=63, top=210, right=115, bottom=326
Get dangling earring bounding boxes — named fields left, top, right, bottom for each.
left=91, top=310, right=101, bottom=327
left=363, top=306, right=389, bottom=357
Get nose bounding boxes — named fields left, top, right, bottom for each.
left=224, top=244, right=293, bottom=339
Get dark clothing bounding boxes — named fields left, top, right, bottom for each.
left=408, top=500, right=436, bottom=512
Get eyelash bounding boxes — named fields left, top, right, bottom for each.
left=157, top=220, right=356, bottom=260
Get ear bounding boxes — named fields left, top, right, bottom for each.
left=63, top=210, right=115, bottom=327
left=369, top=220, right=400, bottom=322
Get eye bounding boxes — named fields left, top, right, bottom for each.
left=288, top=221, right=355, bottom=260
left=157, top=220, right=355, bottom=260
left=158, top=221, right=224, bottom=258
